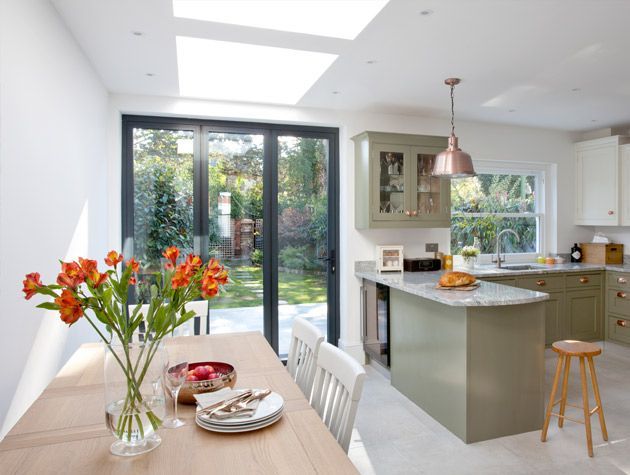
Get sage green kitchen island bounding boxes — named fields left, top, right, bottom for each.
left=356, top=266, right=549, bottom=443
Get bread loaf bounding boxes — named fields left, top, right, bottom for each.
left=438, top=271, right=476, bottom=287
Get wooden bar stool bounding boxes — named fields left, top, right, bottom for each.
left=541, top=340, right=608, bottom=457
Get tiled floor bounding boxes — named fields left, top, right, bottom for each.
left=349, top=341, right=630, bottom=474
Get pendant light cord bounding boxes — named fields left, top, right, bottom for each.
left=450, top=84, right=455, bottom=136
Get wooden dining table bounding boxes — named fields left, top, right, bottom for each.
left=0, top=332, right=359, bottom=474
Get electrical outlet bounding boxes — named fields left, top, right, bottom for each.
left=425, top=243, right=438, bottom=253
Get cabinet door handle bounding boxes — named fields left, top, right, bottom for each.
left=617, top=291, right=627, bottom=299
left=608, top=210, right=615, bottom=215
left=536, top=280, right=546, bottom=287
left=404, top=210, right=411, bottom=216
left=618, top=277, right=627, bottom=284
left=617, top=320, right=627, bottom=327
left=579, top=277, right=589, bottom=284
left=411, top=210, right=418, bottom=217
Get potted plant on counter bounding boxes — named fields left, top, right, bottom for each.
left=460, top=246, right=480, bottom=271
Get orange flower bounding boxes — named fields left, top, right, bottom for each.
left=22, top=272, right=43, bottom=300
left=56, top=262, right=85, bottom=288
left=206, top=258, right=221, bottom=273
left=201, top=275, right=219, bottom=299
left=104, top=250, right=123, bottom=267
left=164, top=261, right=174, bottom=271
left=215, top=269, right=229, bottom=286
left=162, top=246, right=180, bottom=265
left=128, top=276, right=137, bottom=285
left=87, top=269, right=108, bottom=288
left=78, top=257, right=98, bottom=275
left=171, top=263, right=193, bottom=289
left=54, top=289, right=84, bottom=325
left=185, top=254, right=202, bottom=270
left=126, top=257, right=140, bottom=273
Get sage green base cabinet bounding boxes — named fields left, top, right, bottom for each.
left=352, top=131, right=450, bottom=229
left=606, top=271, right=630, bottom=344
left=482, top=272, right=603, bottom=344
left=389, top=289, right=545, bottom=443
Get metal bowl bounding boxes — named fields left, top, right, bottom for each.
left=178, top=361, right=237, bottom=405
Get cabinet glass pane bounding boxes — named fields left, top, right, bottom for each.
left=416, top=154, right=441, bottom=215
left=378, top=151, right=405, bottom=215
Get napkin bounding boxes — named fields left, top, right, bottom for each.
left=195, top=389, right=261, bottom=420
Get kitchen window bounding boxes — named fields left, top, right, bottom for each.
left=450, top=161, right=546, bottom=260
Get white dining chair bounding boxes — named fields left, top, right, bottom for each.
left=129, top=300, right=209, bottom=341
left=287, top=317, right=324, bottom=399
left=311, top=342, right=366, bottom=453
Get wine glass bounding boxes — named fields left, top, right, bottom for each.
left=163, top=361, right=188, bottom=428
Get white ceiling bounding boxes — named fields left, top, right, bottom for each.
left=52, top=0, right=630, bottom=131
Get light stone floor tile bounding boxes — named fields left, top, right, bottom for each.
left=349, top=341, right=630, bottom=474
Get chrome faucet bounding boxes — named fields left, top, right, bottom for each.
left=492, top=229, right=520, bottom=268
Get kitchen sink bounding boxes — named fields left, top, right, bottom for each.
left=500, top=264, right=547, bottom=271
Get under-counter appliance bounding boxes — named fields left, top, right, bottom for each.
left=361, top=281, right=389, bottom=367
left=403, top=257, right=442, bottom=272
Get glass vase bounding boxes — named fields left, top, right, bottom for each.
left=104, top=341, right=167, bottom=456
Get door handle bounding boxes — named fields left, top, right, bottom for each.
left=618, top=277, right=627, bottom=284
left=617, top=291, right=627, bottom=299
left=536, top=280, right=546, bottom=287
left=617, top=319, right=627, bottom=327
left=579, top=277, right=589, bottom=284
left=318, top=250, right=336, bottom=274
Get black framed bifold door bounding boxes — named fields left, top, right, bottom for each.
left=122, top=116, right=339, bottom=355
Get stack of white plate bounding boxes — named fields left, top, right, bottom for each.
left=195, top=389, right=284, bottom=433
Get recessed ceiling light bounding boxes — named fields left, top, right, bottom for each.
left=419, top=9, right=433, bottom=16
left=145, top=73, right=156, bottom=77
left=508, top=109, right=516, bottom=113
left=131, top=31, right=144, bottom=36
left=571, top=88, right=581, bottom=92
left=366, top=60, right=378, bottom=64
left=172, top=0, right=389, bottom=40
left=591, top=119, right=598, bottom=122
left=176, top=37, right=338, bottom=104
left=332, top=91, right=341, bottom=95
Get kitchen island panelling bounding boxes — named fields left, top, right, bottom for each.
left=355, top=261, right=548, bottom=443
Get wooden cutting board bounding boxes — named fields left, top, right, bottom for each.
left=434, top=282, right=480, bottom=291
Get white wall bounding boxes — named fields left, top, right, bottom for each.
left=0, top=0, right=108, bottom=436
left=107, top=94, right=593, bottom=361
left=592, top=227, right=630, bottom=252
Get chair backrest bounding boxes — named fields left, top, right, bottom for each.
left=128, top=300, right=209, bottom=341
left=287, top=317, right=324, bottom=399
left=311, top=342, right=366, bottom=453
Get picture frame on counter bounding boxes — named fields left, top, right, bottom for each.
left=376, top=245, right=404, bottom=273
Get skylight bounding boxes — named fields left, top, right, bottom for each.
left=172, top=0, right=389, bottom=40
left=176, top=37, right=338, bottom=104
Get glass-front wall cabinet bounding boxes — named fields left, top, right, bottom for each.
left=353, top=131, right=450, bottom=229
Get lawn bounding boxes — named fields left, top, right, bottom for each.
left=210, top=265, right=327, bottom=309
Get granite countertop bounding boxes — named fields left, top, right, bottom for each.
left=355, top=266, right=549, bottom=307
left=355, top=261, right=630, bottom=308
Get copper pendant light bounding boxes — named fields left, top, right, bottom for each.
left=432, top=78, right=476, bottom=178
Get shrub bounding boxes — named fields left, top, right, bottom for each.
left=251, top=249, right=263, bottom=267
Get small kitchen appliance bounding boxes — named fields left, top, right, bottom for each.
left=403, top=258, right=442, bottom=272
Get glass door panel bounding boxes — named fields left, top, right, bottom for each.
left=374, top=145, right=406, bottom=220
left=205, top=132, right=265, bottom=336
left=416, top=153, right=441, bottom=216
left=131, top=127, right=194, bottom=301
left=277, top=136, right=330, bottom=356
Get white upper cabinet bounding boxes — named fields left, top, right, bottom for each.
left=575, top=136, right=630, bottom=226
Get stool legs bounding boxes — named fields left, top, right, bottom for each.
left=579, top=356, right=594, bottom=457
left=587, top=356, right=608, bottom=442
left=557, top=354, right=571, bottom=428
left=541, top=353, right=564, bottom=442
